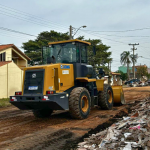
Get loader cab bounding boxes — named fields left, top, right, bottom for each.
left=42, top=39, right=93, bottom=78
left=42, top=39, right=91, bottom=65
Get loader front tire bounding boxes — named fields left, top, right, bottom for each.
left=98, top=85, right=114, bottom=110
left=69, top=87, right=91, bottom=119
left=32, top=109, right=53, bottom=118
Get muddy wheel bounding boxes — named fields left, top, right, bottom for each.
left=98, top=84, right=114, bottom=110
left=69, top=87, right=91, bottom=119
left=32, top=109, right=53, bottom=118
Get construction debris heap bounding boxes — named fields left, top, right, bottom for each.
left=77, top=97, right=150, bottom=149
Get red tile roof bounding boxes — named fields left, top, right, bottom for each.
left=0, top=44, right=14, bottom=51
left=0, top=61, right=12, bottom=67
left=0, top=44, right=31, bottom=61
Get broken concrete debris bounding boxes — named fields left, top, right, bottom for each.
left=77, top=97, right=150, bottom=150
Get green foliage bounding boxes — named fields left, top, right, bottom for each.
left=146, top=73, right=150, bottom=79
left=22, top=31, right=112, bottom=68
left=86, top=39, right=112, bottom=73
left=0, top=98, right=11, bottom=108
left=120, top=51, right=138, bottom=80
left=137, top=66, right=148, bottom=77
left=120, top=51, right=131, bottom=80
left=22, top=30, right=70, bottom=65
left=116, top=70, right=128, bottom=81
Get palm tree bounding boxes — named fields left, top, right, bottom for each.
left=120, top=51, right=132, bottom=79
left=130, top=53, right=138, bottom=65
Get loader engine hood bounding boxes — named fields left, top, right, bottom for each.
left=23, top=69, right=44, bottom=95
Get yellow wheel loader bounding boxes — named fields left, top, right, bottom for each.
left=110, top=72, right=126, bottom=105
left=10, top=39, right=125, bottom=119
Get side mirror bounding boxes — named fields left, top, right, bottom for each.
left=93, top=46, right=96, bottom=55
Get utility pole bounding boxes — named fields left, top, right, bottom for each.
left=69, top=25, right=73, bottom=39
left=128, top=43, right=139, bottom=79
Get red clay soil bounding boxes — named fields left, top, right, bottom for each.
left=123, top=86, right=150, bottom=102
left=0, top=86, right=149, bottom=150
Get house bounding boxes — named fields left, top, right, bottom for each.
left=0, top=44, right=30, bottom=98
left=131, top=65, right=148, bottom=79
left=0, top=44, right=30, bottom=69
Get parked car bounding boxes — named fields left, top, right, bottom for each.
left=125, top=79, right=140, bottom=85
left=147, top=80, right=150, bottom=85
left=144, top=80, right=150, bottom=86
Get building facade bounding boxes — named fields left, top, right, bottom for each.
left=118, top=66, right=133, bottom=73
left=0, top=44, right=30, bottom=98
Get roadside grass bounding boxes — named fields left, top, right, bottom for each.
left=0, top=98, right=11, bottom=108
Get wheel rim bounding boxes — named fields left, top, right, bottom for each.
left=81, top=96, right=89, bottom=112
left=108, top=90, right=112, bottom=103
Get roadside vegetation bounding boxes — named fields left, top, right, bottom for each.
left=0, top=98, right=11, bottom=108
left=22, top=31, right=112, bottom=73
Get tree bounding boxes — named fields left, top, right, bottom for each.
left=22, top=30, right=70, bottom=65
left=120, top=51, right=132, bottom=80
left=130, top=53, right=138, bottom=64
left=22, top=31, right=112, bottom=69
left=146, top=73, right=150, bottom=79
left=86, top=39, right=112, bottom=73
left=137, top=66, right=148, bottom=78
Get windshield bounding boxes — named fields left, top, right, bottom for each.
left=42, top=43, right=78, bottom=64
left=42, top=42, right=88, bottom=64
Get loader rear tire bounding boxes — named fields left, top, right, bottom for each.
left=32, top=109, right=53, bottom=118
left=69, top=87, right=91, bottom=119
left=98, top=84, right=114, bottom=110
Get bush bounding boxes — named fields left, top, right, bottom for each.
left=0, top=98, right=11, bottom=108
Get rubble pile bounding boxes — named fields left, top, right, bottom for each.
left=77, top=98, right=150, bottom=150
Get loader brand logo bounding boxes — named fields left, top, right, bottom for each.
left=60, top=65, right=70, bottom=69
left=32, top=73, right=36, bottom=78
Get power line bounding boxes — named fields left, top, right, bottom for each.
left=0, top=11, right=67, bottom=32
left=82, top=30, right=150, bottom=45
left=81, top=30, right=150, bottom=38
left=81, top=30, right=150, bottom=54
left=0, top=4, right=68, bottom=30
left=80, top=30, right=127, bottom=45
left=89, top=33, right=150, bottom=38
left=81, top=26, right=150, bottom=33
left=0, top=27, right=37, bottom=37
left=0, top=26, right=70, bottom=43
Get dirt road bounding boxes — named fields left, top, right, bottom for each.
left=0, top=87, right=149, bottom=150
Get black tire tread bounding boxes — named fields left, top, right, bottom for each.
left=69, top=87, right=91, bottom=119
left=98, top=84, right=113, bottom=110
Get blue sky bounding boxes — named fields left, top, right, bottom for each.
left=0, top=0, right=150, bottom=71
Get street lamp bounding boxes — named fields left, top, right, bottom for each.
left=72, top=25, right=87, bottom=38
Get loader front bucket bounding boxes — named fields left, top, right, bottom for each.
left=111, top=85, right=126, bottom=104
